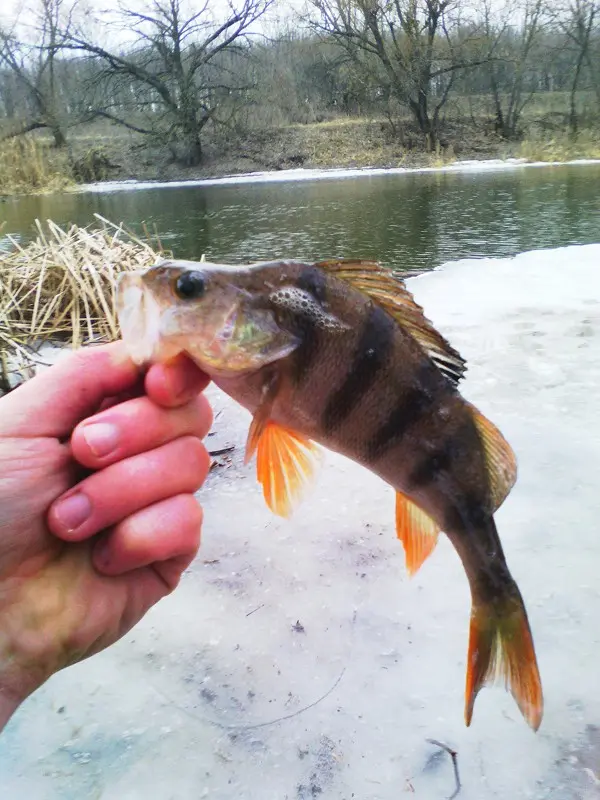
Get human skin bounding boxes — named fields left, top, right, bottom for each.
left=0, top=342, right=212, bottom=731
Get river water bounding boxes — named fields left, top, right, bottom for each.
left=1, top=162, right=599, bottom=269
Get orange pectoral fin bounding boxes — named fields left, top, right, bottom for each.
left=395, top=492, right=440, bottom=576
left=247, top=420, right=320, bottom=518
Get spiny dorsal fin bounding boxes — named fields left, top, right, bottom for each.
left=315, top=259, right=467, bottom=387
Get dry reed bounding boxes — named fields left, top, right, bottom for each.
left=0, top=136, right=73, bottom=194
left=0, top=214, right=168, bottom=392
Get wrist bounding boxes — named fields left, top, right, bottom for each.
left=0, top=626, right=44, bottom=734
left=0, top=685, right=23, bottom=732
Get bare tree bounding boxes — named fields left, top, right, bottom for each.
left=308, top=0, right=486, bottom=144
left=65, top=0, right=274, bottom=166
left=551, top=0, right=599, bottom=132
left=479, top=0, right=547, bottom=139
left=0, top=0, right=78, bottom=146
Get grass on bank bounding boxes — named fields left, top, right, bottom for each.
left=0, top=136, right=73, bottom=195
left=2, top=92, right=600, bottom=193
left=0, top=215, right=165, bottom=392
left=517, top=130, right=600, bottom=162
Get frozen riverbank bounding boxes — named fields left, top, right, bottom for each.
left=79, top=157, right=600, bottom=194
left=2, top=244, right=600, bottom=799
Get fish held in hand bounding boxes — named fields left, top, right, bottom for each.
left=116, top=257, right=543, bottom=731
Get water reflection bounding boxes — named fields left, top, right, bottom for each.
left=1, top=164, right=599, bottom=271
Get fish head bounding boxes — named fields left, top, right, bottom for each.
left=116, top=259, right=301, bottom=374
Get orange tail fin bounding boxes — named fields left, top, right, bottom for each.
left=465, top=591, right=543, bottom=731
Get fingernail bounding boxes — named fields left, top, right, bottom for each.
left=53, top=493, right=92, bottom=533
left=82, top=422, right=120, bottom=457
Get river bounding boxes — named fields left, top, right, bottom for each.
left=1, top=161, right=599, bottom=269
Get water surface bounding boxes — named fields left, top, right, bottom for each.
left=1, top=163, right=599, bottom=270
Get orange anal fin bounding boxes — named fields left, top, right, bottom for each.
left=395, top=492, right=440, bottom=576
left=251, top=421, right=320, bottom=518
left=465, top=594, right=543, bottom=731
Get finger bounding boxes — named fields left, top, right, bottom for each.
left=0, top=342, right=141, bottom=439
left=96, top=379, right=148, bottom=412
left=48, top=436, right=209, bottom=541
left=93, top=494, right=202, bottom=583
left=145, top=353, right=210, bottom=408
left=71, top=393, right=213, bottom=469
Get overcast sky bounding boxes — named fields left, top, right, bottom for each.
left=0, top=0, right=306, bottom=30
left=0, top=0, right=524, bottom=41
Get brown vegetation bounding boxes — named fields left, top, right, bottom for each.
left=0, top=216, right=164, bottom=392
left=0, top=136, right=72, bottom=194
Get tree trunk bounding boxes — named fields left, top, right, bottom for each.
left=408, top=89, right=435, bottom=146
left=176, top=99, right=204, bottom=166
left=569, top=47, right=586, bottom=137
left=490, top=72, right=506, bottom=137
left=50, top=122, right=67, bottom=148
left=180, top=122, right=203, bottom=166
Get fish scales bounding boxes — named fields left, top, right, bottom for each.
left=262, top=266, right=492, bottom=526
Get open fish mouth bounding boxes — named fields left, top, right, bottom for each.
left=116, top=272, right=164, bottom=366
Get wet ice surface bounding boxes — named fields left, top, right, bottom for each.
left=2, top=244, right=600, bottom=798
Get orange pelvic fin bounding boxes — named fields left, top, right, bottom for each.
left=465, top=593, right=543, bottom=731
left=246, top=417, right=320, bottom=518
left=395, top=492, right=440, bottom=576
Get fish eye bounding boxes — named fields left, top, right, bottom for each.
left=174, top=270, right=206, bottom=300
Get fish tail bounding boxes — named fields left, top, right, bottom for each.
left=465, top=584, right=543, bottom=731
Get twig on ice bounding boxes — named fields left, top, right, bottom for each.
left=425, top=738, right=461, bottom=799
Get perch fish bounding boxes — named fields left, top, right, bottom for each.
left=116, top=257, right=543, bottom=731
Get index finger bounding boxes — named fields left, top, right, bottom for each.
left=0, top=342, right=141, bottom=439
left=144, top=353, right=210, bottom=408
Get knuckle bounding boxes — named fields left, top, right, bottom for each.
left=193, top=394, right=213, bottom=437
left=176, top=436, right=210, bottom=488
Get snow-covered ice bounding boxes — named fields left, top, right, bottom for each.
left=2, top=244, right=600, bottom=799
left=80, top=158, right=600, bottom=193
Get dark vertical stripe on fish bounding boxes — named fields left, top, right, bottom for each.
left=290, top=266, right=329, bottom=384
left=408, top=420, right=479, bottom=488
left=443, top=490, right=490, bottom=534
left=322, top=303, right=395, bottom=432
left=408, top=439, right=460, bottom=488
left=297, top=265, right=328, bottom=304
left=366, top=361, right=444, bottom=460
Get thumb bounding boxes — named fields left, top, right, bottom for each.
left=0, top=342, right=141, bottom=439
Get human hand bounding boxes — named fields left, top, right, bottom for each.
left=0, top=342, right=212, bottom=729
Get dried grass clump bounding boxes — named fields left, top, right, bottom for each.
left=0, top=214, right=168, bottom=393
left=518, top=130, right=600, bottom=162
left=0, top=136, right=73, bottom=194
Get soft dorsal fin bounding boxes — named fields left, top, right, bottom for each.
left=315, top=259, right=467, bottom=387
left=468, top=403, right=518, bottom=511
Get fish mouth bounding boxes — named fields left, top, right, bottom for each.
left=116, top=272, right=165, bottom=366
